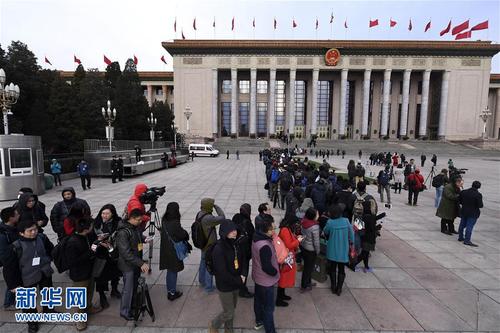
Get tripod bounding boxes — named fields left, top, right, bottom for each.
left=424, top=165, right=436, bottom=188
left=147, top=201, right=161, bottom=274
left=133, top=276, right=155, bottom=325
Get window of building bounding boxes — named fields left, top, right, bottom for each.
left=346, top=81, right=355, bottom=127
left=156, top=87, right=163, bottom=96
left=222, top=80, right=232, bottom=94
left=239, top=102, right=249, bottom=136
left=295, top=81, right=306, bottom=125
left=275, top=81, right=286, bottom=126
left=143, top=88, right=148, bottom=97
left=9, top=148, right=32, bottom=176
left=221, top=102, right=231, bottom=136
left=257, top=102, right=267, bottom=136
left=399, top=80, right=403, bottom=95
left=317, top=81, right=331, bottom=126
left=257, top=81, right=268, bottom=94
left=239, top=80, right=250, bottom=94
left=417, top=81, right=422, bottom=95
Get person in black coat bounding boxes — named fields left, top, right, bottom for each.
left=93, top=204, right=122, bottom=309
left=111, top=156, right=119, bottom=183
left=50, top=187, right=90, bottom=240
left=232, top=203, right=255, bottom=298
left=209, top=220, right=244, bottom=333
left=458, top=181, right=483, bottom=247
left=16, top=192, right=48, bottom=232
left=117, top=155, right=124, bottom=181
left=159, top=202, right=190, bottom=301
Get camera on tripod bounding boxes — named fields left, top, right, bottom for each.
left=449, top=166, right=468, bottom=180
left=139, top=186, right=166, bottom=205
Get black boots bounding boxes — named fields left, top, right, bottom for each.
left=336, top=273, right=346, bottom=296
left=110, top=286, right=122, bottom=299
left=276, top=287, right=289, bottom=306
left=330, top=271, right=337, bottom=294
left=441, top=220, right=452, bottom=235
left=99, top=291, right=109, bottom=309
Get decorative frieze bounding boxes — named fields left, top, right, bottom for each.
left=373, top=58, right=387, bottom=66
left=218, top=57, right=231, bottom=65
left=412, top=58, right=427, bottom=66
left=277, top=57, right=290, bottom=65
left=183, top=57, right=203, bottom=65
left=257, top=58, right=270, bottom=65
left=461, top=59, right=481, bottom=66
left=393, top=58, right=407, bottom=66
left=297, top=58, right=313, bottom=65
left=432, top=58, right=446, bottom=66
left=237, top=58, right=251, bottom=65
left=350, top=58, right=366, bottom=66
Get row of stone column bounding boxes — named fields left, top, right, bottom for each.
left=212, top=68, right=450, bottom=138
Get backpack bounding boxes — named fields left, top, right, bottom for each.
left=355, top=165, right=364, bottom=177
left=352, top=192, right=377, bottom=220
left=432, top=174, right=444, bottom=188
left=280, top=172, right=293, bottom=191
left=300, top=176, right=308, bottom=188
left=272, top=234, right=289, bottom=264
left=270, top=169, right=280, bottom=183
left=378, top=171, right=390, bottom=186
left=191, top=213, right=211, bottom=249
left=204, top=242, right=217, bottom=275
left=109, top=228, right=132, bottom=262
left=51, top=236, right=71, bottom=273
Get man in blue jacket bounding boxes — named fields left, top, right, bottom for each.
left=458, top=181, right=483, bottom=247
left=76, top=159, right=91, bottom=190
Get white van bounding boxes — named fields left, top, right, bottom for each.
left=189, top=144, right=219, bottom=157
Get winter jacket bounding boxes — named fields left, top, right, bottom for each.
left=116, top=220, right=145, bottom=273
left=360, top=213, right=379, bottom=251
left=66, top=233, right=94, bottom=282
left=197, top=202, right=225, bottom=252
left=407, top=171, right=424, bottom=191
left=285, top=191, right=301, bottom=218
left=310, top=180, right=329, bottom=214
left=459, top=188, right=483, bottom=219
left=323, top=217, right=354, bottom=263
left=301, top=218, right=320, bottom=254
left=49, top=187, right=90, bottom=238
left=393, top=167, right=404, bottom=183
left=77, top=162, right=90, bottom=176
left=436, top=183, right=461, bottom=221
left=232, top=209, right=255, bottom=261
left=278, top=226, right=299, bottom=288
left=0, top=223, right=18, bottom=265
left=50, top=162, right=62, bottom=174
left=335, top=190, right=353, bottom=219
left=16, top=193, right=48, bottom=230
left=251, top=231, right=279, bottom=287
left=212, top=227, right=244, bottom=292
left=159, top=216, right=189, bottom=272
left=126, top=184, right=151, bottom=228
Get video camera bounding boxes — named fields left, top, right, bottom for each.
left=449, top=166, right=468, bottom=180
left=139, top=186, right=166, bottom=205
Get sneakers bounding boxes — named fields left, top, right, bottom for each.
left=464, top=242, right=479, bottom=247
left=168, top=291, right=183, bottom=301
left=239, top=290, right=254, bottom=298
left=254, top=323, right=264, bottom=330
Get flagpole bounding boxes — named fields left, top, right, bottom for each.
left=330, top=22, right=333, bottom=40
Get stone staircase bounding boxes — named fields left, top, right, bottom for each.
left=213, top=137, right=271, bottom=153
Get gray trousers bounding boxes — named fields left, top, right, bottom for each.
left=212, top=290, right=239, bottom=331
left=379, top=184, right=391, bottom=204
left=120, top=269, right=139, bottom=317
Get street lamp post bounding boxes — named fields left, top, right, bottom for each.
left=184, top=105, right=192, bottom=134
left=101, top=100, right=117, bottom=152
left=172, top=124, right=178, bottom=151
left=0, top=68, right=21, bottom=135
left=147, top=112, right=157, bottom=149
left=479, top=106, right=492, bottom=139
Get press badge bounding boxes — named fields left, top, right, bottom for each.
left=138, top=243, right=143, bottom=251
left=32, top=257, right=40, bottom=266
left=234, top=259, right=239, bottom=270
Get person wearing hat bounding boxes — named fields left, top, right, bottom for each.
left=50, top=158, right=62, bottom=186
left=209, top=219, right=245, bottom=333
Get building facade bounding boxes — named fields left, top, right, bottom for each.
left=162, top=39, right=500, bottom=141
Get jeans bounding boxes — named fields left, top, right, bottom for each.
left=199, top=252, right=214, bottom=291
left=379, top=184, right=391, bottom=203
left=166, top=270, right=178, bottom=294
left=120, top=269, right=139, bottom=317
left=435, top=186, right=444, bottom=208
left=458, top=216, right=478, bottom=243
left=212, top=290, right=238, bottom=330
left=253, top=284, right=276, bottom=333
left=300, top=247, right=317, bottom=289
left=4, top=289, right=15, bottom=307
left=53, top=173, right=62, bottom=186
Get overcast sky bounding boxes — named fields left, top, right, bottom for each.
left=1, top=0, right=499, bottom=72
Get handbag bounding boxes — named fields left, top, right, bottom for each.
left=164, top=227, right=191, bottom=261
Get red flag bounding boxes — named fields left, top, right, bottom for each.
left=344, top=20, right=348, bottom=29
left=274, top=18, right=277, bottom=30
left=330, top=13, right=334, bottom=24
left=161, top=55, right=167, bottom=64
left=369, top=19, right=379, bottom=28
left=133, top=55, right=138, bottom=65
left=315, top=18, right=319, bottom=30
left=455, top=30, right=472, bottom=40
left=104, top=55, right=112, bottom=66
left=44, top=56, right=52, bottom=65
left=74, top=55, right=81, bottom=64
left=181, top=30, right=185, bottom=39
left=424, top=20, right=431, bottom=32
left=193, top=18, right=196, bottom=31
left=452, top=19, right=469, bottom=35
left=213, top=17, right=216, bottom=28
left=471, top=20, right=488, bottom=31
left=174, top=18, right=177, bottom=32
left=253, top=17, right=255, bottom=28
left=440, top=20, right=451, bottom=36
left=390, top=18, right=397, bottom=27
left=292, top=19, right=297, bottom=28
left=231, top=17, right=235, bottom=31
left=408, top=18, right=413, bottom=31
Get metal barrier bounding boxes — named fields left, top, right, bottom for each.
left=84, top=139, right=173, bottom=152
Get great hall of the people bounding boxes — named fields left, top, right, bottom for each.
left=63, top=39, right=500, bottom=141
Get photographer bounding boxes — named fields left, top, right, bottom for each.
left=116, top=209, right=151, bottom=321
left=436, top=177, right=463, bottom=235
left=432, top=169, right=449, bottom=208
left=126, top=183, right=151, bottom=231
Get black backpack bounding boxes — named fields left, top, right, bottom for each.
left=51, top=236, right=71, bottom=273
left=280, top=172, right=293, bottom=191
left=204, top=242, right=217, bottom=274
left=432, top=175, right=444, bottom=188
left=191, top=213, right=211, bottom=249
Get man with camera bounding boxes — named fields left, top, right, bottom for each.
left=116, top=209, right=151, bottom=321
left=127, top=184, right=151, bottom=230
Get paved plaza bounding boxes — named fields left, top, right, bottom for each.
left=1, top=145, right=500, bottom=333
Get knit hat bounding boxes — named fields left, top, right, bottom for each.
left=219, top=219, right=237, bottom=238
left=201, top=198, right=215, bottom=214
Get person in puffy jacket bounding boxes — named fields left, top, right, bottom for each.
left=208, top=220, right=245, bottom=333
left=50, top=187, right=90, bottom=240
left=16, top=192, right=48, bottom=232
left=299, top=208, right=320, bottom=292
left=232, top=203, right=255, bottom=298
left=126, top=183, right=151, bottom=231
left=407, top=169, right=425, bottom=206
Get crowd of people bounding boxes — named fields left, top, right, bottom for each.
left=0, top=147, right=485, bottom=333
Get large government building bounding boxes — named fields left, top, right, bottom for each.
left=162, top=39, right=500, bottom=141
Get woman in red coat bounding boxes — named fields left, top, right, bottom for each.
left=276, top=215, right=303, bottom=307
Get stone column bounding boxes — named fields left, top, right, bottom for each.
left=380, top=70, right=392, bottom=136
left=268, top=69, right=276, bottom=136
left=162, top=85, right=168, bottom=103
left=339, top=69, right=349, bottom=136
left=438, top=71, right=450, bottom=139
left=399, top=69, right=412, bottom=137
left=288, top=69, right=296, bottom=135
left=147, top=85, right=153, bottom=107
left=419, top=69, right=431, bottom=137
left=311, top=69, right=319, bottom=136
left=212, top=69, right=218, bottom=137
left=250, top=68, right=257, bottom=137
left=231, top=68, right=238, bottom=136
left=361, top=69, right=372, bottom=136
